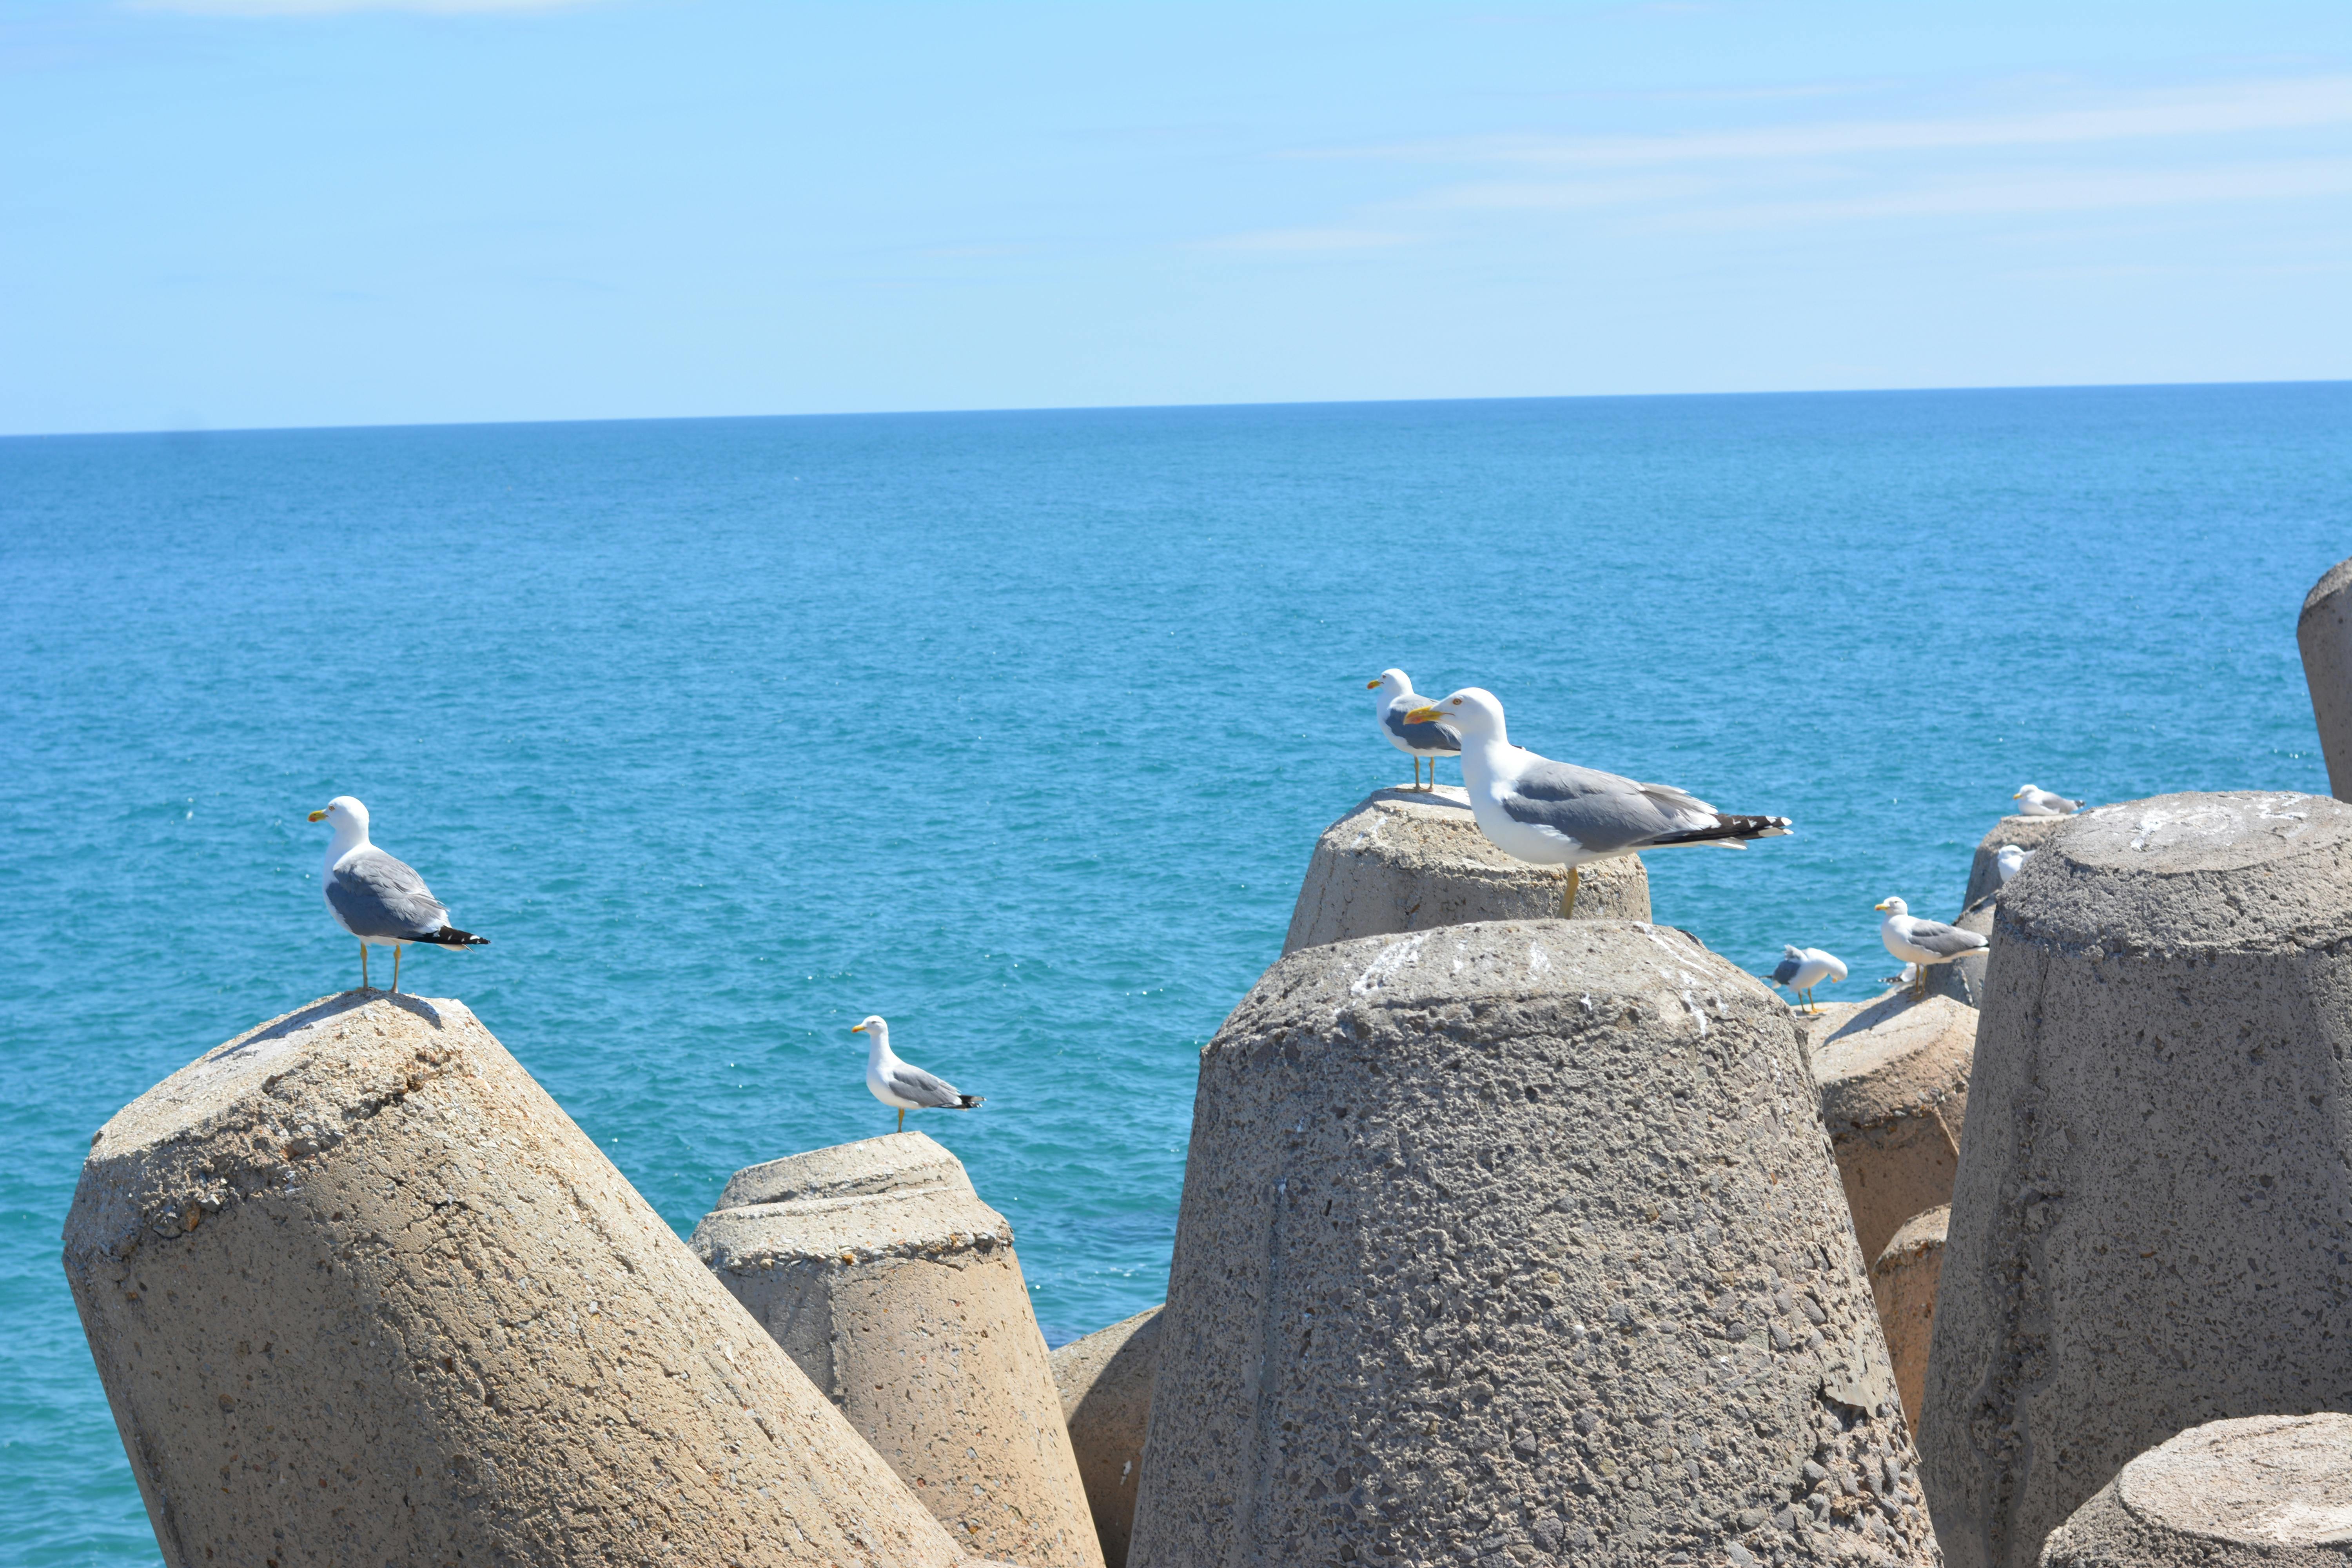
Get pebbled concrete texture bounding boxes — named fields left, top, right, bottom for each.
left=1129, top=920, right=1938, bottom=1568
left=1050, top=1306, right=1165, bottom=1568
left=2037, top=1413, right=2352, bottom=1566
left=1811, top=995, right=1975, bottom=1265
left=2299, top=556, right=2352, bottom=801
left=1281, top=786, right=1648, bottom=955
left=60, top=993, right=964, bottom=1568
left=694, top=1134, right=1103, bottom=1568
left=1870, top=1208, right=1947, bottom=1438
left=1922, top=792, right=2352, bottom=1568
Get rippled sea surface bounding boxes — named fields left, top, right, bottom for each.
left=4, top=385, right=2347, bottom=1563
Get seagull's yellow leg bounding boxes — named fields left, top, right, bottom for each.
left=897, top=1108, right=906, bottom=1133
left=392, top=946, right=402, bottom=996
left=1559, top=866, right=1581, bottom=917
left=361, top=942, right=370, bottom=992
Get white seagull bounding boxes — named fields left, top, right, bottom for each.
left=1404, top=688, right=1792, bottom=915
left=2013, top=784, right=2082, bottom=817
left=852, top=1016, right=984, bottom=1133
left=1875, top=897, right=1988, bottom=1000
left=1769, top=946, right=1847, bottom=1013
left=307, top=796, right=487, bottom=994
left=1995, top=844, right=2034, bottom=885
left=1367, top=669, right=1461, bottom=791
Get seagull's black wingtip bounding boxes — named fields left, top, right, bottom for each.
left=417, top=926, right=489, bottom=947
left=956, top=1094, right=985, bottom=1110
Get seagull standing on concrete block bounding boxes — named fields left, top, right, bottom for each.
left=1769, top=946, right=1847, bottom=1013
left=853, top=1016, right=984, bottom=1133
left=1368, top=669, right=1461, bottom=791
left=308, top=795, right=488, bottom=995
left=1876, top=897, right=1989, bottom=1000
left=1405, top=687, right=1792, bottom=916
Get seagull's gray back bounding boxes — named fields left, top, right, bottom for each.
left=1382, top=695, right=1461, bottom=754
left=885, top=1061, right=971, bottom=1109
left=1904, top=918, right=1987, bottom=957
left=1499, top=759, right=1713, bottom=855
left=1770, top=953, right=1804, bottom=985
left=327, top=849, right=450, bottom=940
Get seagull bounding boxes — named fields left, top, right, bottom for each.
left=852, top=1016, right=984, bottom=1133
left=307, top=795, right=487, bottom=995
left=1769, top=946, right=1847, bottom=1013
left=1403, top=688, right=1791, bottom=915
left=1368, top=669, right=1461, bottom=791
left=2013, top=784, right=2082, bottom=817
left=1995, top=844, right=2034, bottom=885
left=1875, top=897, right=1988, bottom=1000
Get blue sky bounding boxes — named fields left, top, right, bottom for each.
left=2, top=1, right=2347, bottom=433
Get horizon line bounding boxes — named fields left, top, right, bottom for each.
left=5, top=374, right=2347, bottom=443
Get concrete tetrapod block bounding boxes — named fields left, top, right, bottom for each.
left=1049, top=1306, right=1165, bottom=1568
left=1921, top=791, right=2352, bottom=1568
left=1870, top=1208, right=1947, bottom=1438
left=693, top=1134, right=1103, bottom=1568
left=1129, top=920, right=1939, bottom=1568
left=60, top=993, right=964, bottom=1568
left=1281, top=786, right=1648, bottom=956
left=2037, top=1414, right=2352, bottom=1567
left=1811, top=995, right=1975, bottom=1265
left=2299, top=556, right=2352, bottom=799
left=1926, top=817, right=2080, bottom=1008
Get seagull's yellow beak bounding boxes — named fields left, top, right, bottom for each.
left=851, top=1024, right=867, bottom=1034
left=1365, top=679, right=1381, bottom=689
left=1404, top=704, right=1443, bottom=724
left=1873, top=900, right=1891, bottom=911
left=2011, top=789, right=2025, bottom=799
left=307, top=809, right=328, bottom=822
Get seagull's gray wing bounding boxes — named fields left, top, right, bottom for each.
left=886, top=1061, right=980, bottom=1109
left=327, top=849, right=450, bottom=940
left=1500, top=760, right=1706, bottom=855
left=1382, top=698, right=1461, bottom=753
left=1770, top=953, right=1804, bottom=985
left=1903, top=919, right=1988, bottom=958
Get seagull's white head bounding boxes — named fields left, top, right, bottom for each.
left=851, top=1015, right=889, bottom=1051
left=1404, top=687, right=1506, bottom=742
left=1875, top=897, right=1909, bottom=917
left=1368, top=668, right=1411, bottom=695
left=2013, top=785, right=2038, bottom=800
left=307, top=795, right=369, bottom=835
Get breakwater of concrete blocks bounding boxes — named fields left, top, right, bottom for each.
left=1051, top=1306, right=1165, bottom=1568
left=1283, top=786, right=1648, bottom=955
left=692, top=1132, right=1103, bottom=1568
left=1922, top=791, right=2352, bottom=1568
left=2038, top=1414, right=2352, bottom=1567
left=61, top=993, right=965, bottom=1567
left=1129, top=920, right=1938, bottom=1567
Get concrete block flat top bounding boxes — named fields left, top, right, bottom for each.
left=2002, top=791, right=2352, bottom=951
left=719, top=1130, right=975, bottom=1209
left=2040, top=1414, right=2352, bottom=1565
left=1811, top=995, right=1975, bottom=1134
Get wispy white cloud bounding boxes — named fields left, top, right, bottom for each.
left=1196, top=227, right=1415, bottom=254
left=1669, top=156, right=2352, bottom=228
left=128, top=0, right=594, bottom=15
left=1313, top=76, right=2352, bottom=169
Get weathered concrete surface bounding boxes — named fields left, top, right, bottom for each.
left=2038, top=1414, right=2352, bottom=1566
left=694, top=1134, right=1102, bottom=1568
left=1922, top=791, right=2352, bottom=1568
left=2298, top=557, right=2352, bottom=800
left=1050, top=1307, right=1164, bottom=1568
left=1812, top=995, right=1975, bottom=1265
left=1281, top=786, right=1648, bottom=955
left=1870, top=1208, right=1947, bottom=1439
left=61, top=993, right=964, bottom=1568
left=1130, top=920, right=1939, bottom=1568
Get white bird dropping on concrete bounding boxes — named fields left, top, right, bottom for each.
left=1995, top=844, right=2034, bottom=885
left=853, top=1016, right=984, bottom=1133
left=1367, top=669, right=1460, bottom=791
left=1769, top=946, right=1847, bottom=1013
left=2013, top=784, right=2083, bottom=817
left=308, top=795, right=486, bottom=995
left=1405, top=687, right=1791, bottom=915
left=1876, top=896, right=1989, bottom=1000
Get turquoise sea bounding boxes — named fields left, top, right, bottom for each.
left=4, top=384, right=2347, bottom=1564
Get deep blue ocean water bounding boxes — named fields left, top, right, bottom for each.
left=3, top=385, right=2347, bottom=1564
